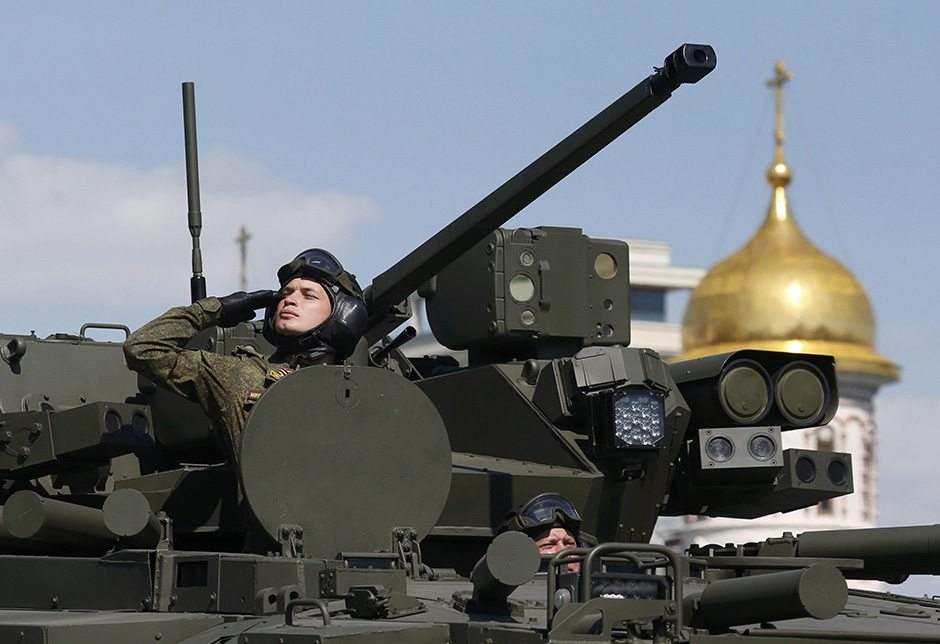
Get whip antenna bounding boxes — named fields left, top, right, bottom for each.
left=182, top=81, right=207, bottom=302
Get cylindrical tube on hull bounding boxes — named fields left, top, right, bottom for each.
left=103, top=488, right=161, bottom=547
left=798, top=524, right=940, bottom=579
left=470, top=531, right=541, bottom=611
left=2, top=491, right=114, bottom=547
left=689, top=564, right=847, bottom=630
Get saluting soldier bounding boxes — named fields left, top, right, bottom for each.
left=124, top=248, right=368, bottom=461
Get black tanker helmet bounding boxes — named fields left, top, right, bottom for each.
left=496, top=492, right=582, bottom=541
left=262, top=248, right=368, bottom=360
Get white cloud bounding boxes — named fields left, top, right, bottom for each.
left=0, top=125, right=379, bottom=334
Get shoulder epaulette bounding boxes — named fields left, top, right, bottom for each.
left=264, top=366, right=294, bottom=386
left=231, top=344, right=266, bottom=359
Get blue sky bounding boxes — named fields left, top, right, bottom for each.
left=2, top=2, right=938, bottom=592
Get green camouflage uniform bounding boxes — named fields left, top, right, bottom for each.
left=123, top=297, right=292, bottom=461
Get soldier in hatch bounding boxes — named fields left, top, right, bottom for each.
left=124, top=248, right=368, bottom=461
left=498, top=492, right=583, bottom=570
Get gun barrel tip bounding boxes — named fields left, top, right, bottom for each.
left=681, top=44, right=716, bottom=65
left=665, top=43, right=716, bottom=86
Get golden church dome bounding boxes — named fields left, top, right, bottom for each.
left=677, top=61, right=897, bottom=381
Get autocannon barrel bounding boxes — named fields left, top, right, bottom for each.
left=469, top=531, right=541, bottom=612
left=364, top=43, right=716, bottom=334
left=688, top=564, right=847, bottom=630
left=797, top=524, right=940, bottom=580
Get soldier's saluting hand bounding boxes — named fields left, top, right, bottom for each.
left=124, top=248, right=367, bottom=461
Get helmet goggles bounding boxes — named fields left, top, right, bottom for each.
left=514, top=492, right=582, bottom=534
left=277, top=248, right=363, bottom=298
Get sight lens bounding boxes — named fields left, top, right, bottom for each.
left=594, top=253, right=618, bottom=279
left=509, top=274, right=536, bottom=302
left=748, top=433, right=777, bottom=461
left=131, top=412, right=149, bottom=434
left=705, top=436, right=734, bottom=463
left=795, top=456, right=817, bottom=483
left=104, top=410, right=123, bottom=432
left=718, top=361, right=770, bottom=424
left=776, top=364, right=826, bottom=426
left=827, top=459, right=848, bottom=486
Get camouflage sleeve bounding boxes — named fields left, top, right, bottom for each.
left=123, top=298, right=238, bottom=410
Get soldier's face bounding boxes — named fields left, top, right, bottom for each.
left=534, top=527, right=579, bottom=572
left=534, top=527, right=578, bottom=556
left=274, top=277, right=333, bottom=336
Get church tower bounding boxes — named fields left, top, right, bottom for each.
left=665, top=61, right=898, bottom=549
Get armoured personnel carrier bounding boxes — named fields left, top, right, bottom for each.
left=1, top=44, right=939, bottom=644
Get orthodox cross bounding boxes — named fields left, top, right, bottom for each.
left=236, top=225, right=251, bottom=291
left=766, top=59, right=793, bottom=156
